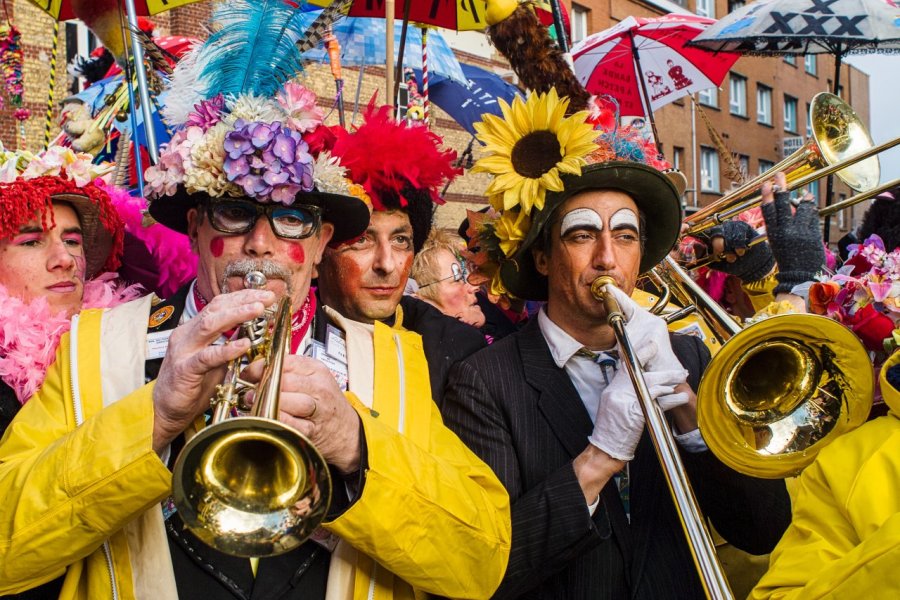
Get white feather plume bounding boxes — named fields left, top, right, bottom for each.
left=160, top=41, right=206, bottom=128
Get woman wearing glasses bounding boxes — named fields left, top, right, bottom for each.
left=412, top=230, right=485, bottom=329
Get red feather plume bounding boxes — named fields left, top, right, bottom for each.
left=331, top=101, right=461, bottom=211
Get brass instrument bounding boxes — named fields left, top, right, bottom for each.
left=684, top=176, right=900, bottom=271
left=685, top=93, right=900, bottom=236
left=172, top=272, right=331, bottom=558
left=653, top=257, right=873, bottom=478
left=591, top=276, right=734, bottom=600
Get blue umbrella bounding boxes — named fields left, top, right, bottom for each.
left=412, top=63, right=522, bottom=136
left=295, top=12, right=467, bottom=84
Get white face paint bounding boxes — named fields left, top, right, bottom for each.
left=609, top=208, right=640, bottom=233
left=559, top=208, right=603, bottom=237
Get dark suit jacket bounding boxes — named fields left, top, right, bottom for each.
left=442, top=318, right=791, bottom=600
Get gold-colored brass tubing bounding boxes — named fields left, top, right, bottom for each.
left=172, top=274, right=332, bottom=558
left=591, top=276, right=734, bottom=600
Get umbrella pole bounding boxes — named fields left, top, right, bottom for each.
left=351, top=65, right=366, bottom=126
left=630, top=32, right=663, bottom=155
left=324, top=29, right=345, bottom=127
left=548, top=0, right=569, bottom=53
left=422, top=27, right=429, bottom=127
left=823, top=49, right=843, bottom=244
left=385, top=0, right=394, bottom=113
left=393, top=0, right=413, bottom=117
left=123, top=0, right=158, bottom=164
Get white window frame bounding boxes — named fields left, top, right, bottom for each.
left=784, top=55, right=796, bottom=66
left=700, top=147, right=720, bottom=193
left=738, top=155, right=750, bottom=179
left=696, top=0, right=715, bottom=18
left=698, top=88, right=718, bottom=108
left=804, top=54, right=817, bottom=75
left=729, top=74, right=747, bottom=117
left=757, top=85, right=772, bottom=125
left=571, top=4, right=589, bottom=44
left=784, top=95, right=798, bottom=133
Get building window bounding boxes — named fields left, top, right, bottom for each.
left=696, top=0, right=715, bottom=18
left=804, top=55, right=817, bottom=75
left=700, top=147, right=720, bottom=192
left=698, top=87, right=718, bottom=108
left=729, top=74, right=747, bottom=117
left=784, top=95, right=798, bottom=132
left=673, top=146, right=684, bottom=171
left=728, top=0, right=745, bottom=12
left=571, top=4, right=589, bottom=44
left=738, top=155, right=750, bottom=180
left=807, top=179, right=820, bottom=203
left=66, top=22, right=98, bottom=95
left=806, top=103, right=813, bottom=138
left=759, top=159, right=775, bottom=175
left=784, top=55, right=796, bottom=66
left=757, top=85, right=772, bottom=125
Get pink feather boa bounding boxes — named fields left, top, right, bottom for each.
left=0, top=274, right=143, bottom=403
left=99, top=182, right=197, bottom=298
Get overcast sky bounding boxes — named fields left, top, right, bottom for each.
left=845, top=54, right=900, bottom=186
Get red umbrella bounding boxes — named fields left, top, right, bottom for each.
left=571, top=14, right=741, bottom=142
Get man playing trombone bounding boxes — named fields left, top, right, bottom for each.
left=442, top=91, right=791, bottom=599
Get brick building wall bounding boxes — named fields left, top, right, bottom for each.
left=570, top=0, right=873, bottom=241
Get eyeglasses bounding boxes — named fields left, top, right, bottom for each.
left=205, top=200, right=322, bottom=240
left=419, top=260, right=469, bottom=288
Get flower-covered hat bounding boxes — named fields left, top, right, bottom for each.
left=144, top=0, right=371, bottom=244
left=468, top=89, right=683, bottom=301
left=0, top=146, right=124, bottom=279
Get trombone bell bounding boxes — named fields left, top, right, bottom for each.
left=698, top=314, right=873, bottom=479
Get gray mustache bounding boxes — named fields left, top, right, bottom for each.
left=221, top=259, right=294, bottom=295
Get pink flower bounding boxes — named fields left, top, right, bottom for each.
left=276, top=82, right=324, bottom=133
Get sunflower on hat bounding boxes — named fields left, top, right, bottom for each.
left=468, top=89, right=683, bottom=302
left=473, top=88, right=598, bottom=216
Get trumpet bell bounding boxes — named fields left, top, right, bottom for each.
left=173, top=417, right=332, bottom=557
left=811, top=93, right=880, bottom=192
left=698, top=314, right=873, bottom=479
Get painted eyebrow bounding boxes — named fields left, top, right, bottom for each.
left=62, top=226, right=84, bottom=235
left=16, top=225, right=44, bottom=234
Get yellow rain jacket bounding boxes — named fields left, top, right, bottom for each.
left=0, top=295, right=511, bottom=599
left=751, top=350, right=900, bottom=599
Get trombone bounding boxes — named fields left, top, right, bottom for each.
left=592, top=277, right=734, bottom=600
left=683, top=176, right=900, bottom=271
left=684, top=93, right=900, bottom=237
left=172, top=272, right=332, bottom=558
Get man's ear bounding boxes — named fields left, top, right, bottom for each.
left=314, top=223, right=335, bottom=264
left=186, top=208, right=201, bottom=254
left=533, top=245, right=550, bottom=277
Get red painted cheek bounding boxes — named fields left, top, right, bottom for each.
left=288, top=243, right=305, bottom=264
left=209, top=236, right=225, bottom=258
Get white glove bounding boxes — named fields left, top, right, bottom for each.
left=587, top=312, right=691, bottom=461
left=606, top=284, right=686, bottom=374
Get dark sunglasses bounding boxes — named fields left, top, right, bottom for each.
left=205, top=200, right=322, bottom=240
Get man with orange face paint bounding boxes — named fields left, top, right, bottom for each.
left=317, top=105, right=487, bottom=408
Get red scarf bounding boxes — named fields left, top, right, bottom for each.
left=192, top=285, right=316, bottom=354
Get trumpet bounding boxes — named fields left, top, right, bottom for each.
left=172, top=271, right=332, bottom=558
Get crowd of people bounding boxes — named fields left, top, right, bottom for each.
left=1, top=1, right=899, bottom=599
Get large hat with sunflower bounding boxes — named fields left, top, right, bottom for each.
left=468, top=89, right=683, bottom=301
left=144, top=0, right=371, bottom=244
